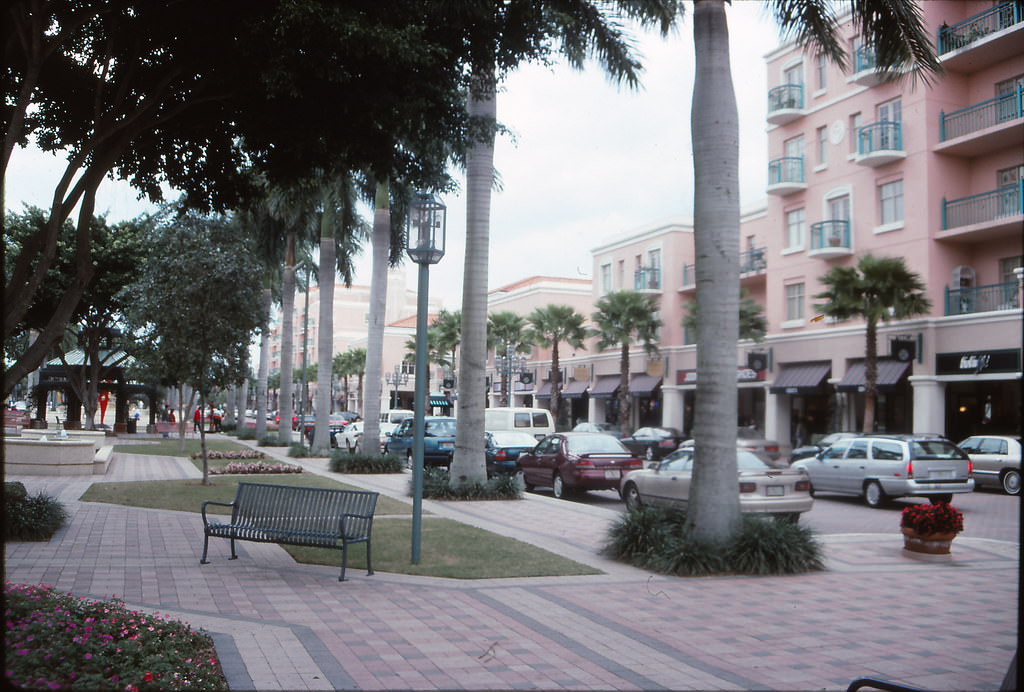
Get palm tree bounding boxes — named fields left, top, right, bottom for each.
left=449, top=1, right=680, bottom=490
left=525, top=305, right=590, bottom=423
left=489, top=310, right=530, bottom=407
left=685, top=0, right=938, bottom=543
left=682, top=288, right=767, bottom=342
left=591, top=291, right=661, bottom=436
left=814, top=254, right=930, bottom=432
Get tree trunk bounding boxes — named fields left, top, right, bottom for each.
left=550, top=343, right=562, bottom=429
left=254, top=286, right=272, bottom=441
left=451, top=68, right=496, bottom=489
left=618, top=343, right=632, bottom=435
left=863, top=318, right=878, bottom=433
left=686, top=0, right=741, bottom=543
left=313, top=203, right=337, bottom=454
left=362, top=179, right=390, bottom=454
left=278, top=233, right=296, bottom=445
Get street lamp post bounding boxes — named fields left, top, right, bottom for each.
left=495, top=344, right=527, bottom=406
left=406, top=191, right=446, bottom=564
left=384, top=365, right=409, bottom=409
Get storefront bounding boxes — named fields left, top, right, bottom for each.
left=677, top=366, right=767, bottom=438
left=630, top=374, right=662, bottom=428
left=588, top=375, right=620, bottom=426
left=935, top=349, right=1021, bottom=441
left=835, top=359, right=912, bottom=433
left=768, top=361, right=833, bottom=447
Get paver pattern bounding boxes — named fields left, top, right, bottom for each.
left=4, top=438, right=1018, bottom=691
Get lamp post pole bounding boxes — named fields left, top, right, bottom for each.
left=406, top=191, right=446, bottom=565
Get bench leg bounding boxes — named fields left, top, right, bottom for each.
left=338, top=545, right=348, bottom=582
left=229, top=537, right=238, bottom=560
left=365, top=541, right=373, bottom=576
left=201, top=534, right=210, bottom=564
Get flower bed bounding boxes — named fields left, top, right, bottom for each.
left=901, top=501, right=964, bottom=535
left=190, top=450, right=265, bottom=460
left=4, top=582, right=227, bottom=690
left=209, top=461, right=302, bottom=475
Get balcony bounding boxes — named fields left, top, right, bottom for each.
left=854, top=121, right=905, bottom=167
left=936, top=87, right=1023, bottom=157
left=766, top=157, right=806, bottom=196
left=739, top=246, right=767, bottom=278
left=940, top=182, right=1023, bottom=241
left=808, top=220, right=852, bottom=259
left=850, top=44, right=884, bottom=87
left=945, top=282, right=1021, bottom=315
left=681, top=263, right=696, bottom=291
left=634, top=266, right=662, bottom=292
left=766, top=84, right=804, bottom=125
left=938, top=2, right=1024, bottom=73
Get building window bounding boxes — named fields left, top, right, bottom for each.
left=599, top=263, right=611, bottom=294
left=816, top=126, right=828, bottom=167
left=997, top=164, right=1023, bottom=188
left=827, top=194, right=850, bottom=222
left=1000, top=256, right=1023, bottom=284
left=877, top=97, right=902, bottom=123
left=879, top=180, right=904, bottom=225
left=785, top=283, right=805, bottom=322
left=783, top=63, right=803, bottom=88
left=815, top=53, right=827, bottom=91
left=849, top=112, right=861, bottom=154
left=785, top=208, right=805, bottom=249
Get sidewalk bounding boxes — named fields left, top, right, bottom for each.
left=4, top=436, right=1019, bottom=691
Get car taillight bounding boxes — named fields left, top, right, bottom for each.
left=795, top=479, right=810, bottom=491
left=739, top=481, right=756, bottom=493
left=628, top=460, right=643, bottom=469
left=576, top=459, right=594, bottom=467
left=495, top=449, right=507, bottom=461
left=765, top=445, right=779, bottom=453
left=659, top=439, right=675, bottom=447
left=906, top=461, right=913, bottom=478
left=967, top=459, right=972, bottom=475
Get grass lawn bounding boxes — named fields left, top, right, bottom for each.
left=80, top=476, right=600, bottom=579
left=113, top=438, right=253, bottom=457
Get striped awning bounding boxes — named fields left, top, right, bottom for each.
left=428, top=394, right=451, bottom=407
left=769, top=363, right=831, bottom=394
left=836, top=360, right=910, bottom=393
left=562, top=380, right=590, bottom=399
left=589, top=375, right=620, bottom=399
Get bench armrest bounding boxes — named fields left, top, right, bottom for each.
left=201, top=500, right=235, bottom=526
left=340, top=511, right=373, bottom=538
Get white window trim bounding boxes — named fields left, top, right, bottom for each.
left=873, top=221, right=904, bottom=235
left=782, top=246, right=804, bottom=256
left=813, top=163, right=828, bottom=173
left=780, top=319, right=805, bottom=330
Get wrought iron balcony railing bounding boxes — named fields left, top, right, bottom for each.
left=767, top=157, right=804, bottom=186
left=767, top=84, right=803, bottom=112
left=857, top=121, right=902, bottom=154
left=938, top=1, right=1022, bottom=54
left=942, top=181, right=1023, bottom=230
left=809, top=220, right=850, bottom=251
left=940, top=86, right=1023, bottom=141
left=633, top=267, right=661, bottom=291
left=945, top=282, right=1020, bottom=315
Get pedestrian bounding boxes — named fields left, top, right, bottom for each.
left=193, top=406, right=202, bottom=433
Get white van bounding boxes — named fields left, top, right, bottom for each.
left=380, top=409, right=415, bottom=425
left=484, top=407, right=555, bottom=440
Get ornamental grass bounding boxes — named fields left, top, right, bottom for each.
left=417, top=468, right=522, bottom=500
left=4, top=583, right=227, bottom=691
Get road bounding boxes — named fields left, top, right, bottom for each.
left=535, top=486, right=1021, bottom=543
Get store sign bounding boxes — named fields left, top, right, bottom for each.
left=676, top=367, right=765, bottom=385
left=936, top=349, right=1021, bottom=375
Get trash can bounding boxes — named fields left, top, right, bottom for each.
left=126, top=419, right=137, bottom=434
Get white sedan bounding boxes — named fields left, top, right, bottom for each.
left=620, top=448, right=813, bottom=522
left=958, top=435, right=1021, bottom=495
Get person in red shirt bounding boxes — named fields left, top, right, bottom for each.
left=193, top=406, right=202, bottom=433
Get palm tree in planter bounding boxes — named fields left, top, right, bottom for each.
left=685, top=0, right=938, bottom=544
left=814, top=254, right=930, bottom=433
left=591, top=291, right=661, bottom=436
left=525, top=304, right=590, bottom=426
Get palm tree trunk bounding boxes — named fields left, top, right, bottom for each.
left=254, top=285, right=272, bottom=441
left=278, top=233, right=296, bottom=445
left=313, top=200, right=337, bottom=454
left=863, top=318, right=878, bottom=432
left=361, top=179, right=390, bottom=454
left=686, top=0, right=741, bottom=543
left=451, top=67, right=496, bottom=489
left=550, top=342, right=561, bottom=427
left=618, top=343, right=631, bottom=434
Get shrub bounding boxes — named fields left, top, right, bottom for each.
left=605, top=506, right=824, bottom=576
left=4, top=583, right=227, bottom=690
left=329, top=452, right=404, bottom=474
left=209, top=461, right=302, bottom=475
left=4, top=482, right=69, bottom=541
left=416, top=468, right=522, bottom=500
left=287, top=443, right=309, bottom=458
left=258, top=435, right=288, bottom=447
left=235, top=428, right=257, bottom=440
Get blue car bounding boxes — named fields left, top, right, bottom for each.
left=485, top=430, right=539, bottom=477
left=386, top=417, right=457, bottom=467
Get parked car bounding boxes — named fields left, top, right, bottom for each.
left=484, top=431, right=539, bottom=477
left=335, top=421, right=389, bottom=453
left=791, top=434, right=974, bottom=508
left=385, top=417, right=457, bottom=467
left=957, top=435, right=1021, bottom=495
left=789, top=432, right=859, bottom=464
left=620, top=448, right=813, bottom=522
left=735, top=426, right=782, bottom=462
left=515, top=432, right=643, bottom=499
left=484, top=407, right=555, bottom=440
left=619, top=426, right=685, bottom=461
left=380, top=409, right=415, bottom=425
left=302, top=414, right=355, bottom=444
left=571, top=421, right=622, bottom=437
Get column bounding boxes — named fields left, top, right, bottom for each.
left=661, top=386, right=684, bottom=431
left=910, top=377, right=946, bottom=435
left=765, top=389, right=787, bottom=452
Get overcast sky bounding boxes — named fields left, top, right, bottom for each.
left=6, top=2, right=784, bottom=309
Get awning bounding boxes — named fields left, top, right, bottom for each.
left=629, top=374, right=662, bottom=397
left=428, top=394, right=451, bottom=407
left=769, top=362, right=831, bottom=394
left=535, top=382, right=552, bottom=398
left=836, top=360, right=910, bottom=393
left=589, top=375, right=620, bottom=399
left=562, top=380, right=590, bottom=399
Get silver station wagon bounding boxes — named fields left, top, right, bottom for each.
left=791, top=434, right=974, bottom=508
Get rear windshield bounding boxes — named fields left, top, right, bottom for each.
left=425, top=420, right=456, bottom=436
left=912, top=440, right=968, bottom=460
left=566, top=434, right=628, bottom=455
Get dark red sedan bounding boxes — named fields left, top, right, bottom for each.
left=516, top=432, right=643, bottom=499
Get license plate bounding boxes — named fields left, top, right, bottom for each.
left=929, top=470, right=955, bottom=480
left=604, top=469, right=621, bottom=479
left=766, top=485, right=784, bottom=496
left=439, top=442, right=454, bottom=449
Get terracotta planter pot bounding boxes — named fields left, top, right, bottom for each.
left=902, top=526, right=958, bottom=555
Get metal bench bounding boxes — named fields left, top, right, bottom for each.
left=200, top=482, right=378, bottom=581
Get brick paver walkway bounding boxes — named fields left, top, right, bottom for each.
left=4, top=437, right=1018, bottom=691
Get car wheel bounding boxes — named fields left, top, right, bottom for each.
left=1001, top=470, right=1021, bottom=496
left=552, top=473, right=569, bottom=499
left=864, top=481, right=887, bottom=508
left=622, top=482, right=642, bottom=511
left=929, top=494, right=953, bottom=505
left=644, top=446, right=654, bottom=461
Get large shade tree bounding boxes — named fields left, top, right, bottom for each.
left=525, top=305, right=590, bottom=423
left=684, top=0, right=939, bottom=544
left=591, top=291, right=661, bottom=435
left=814, top=254, right=930, bottom=432
left=449, top=0, right=681, bottom=489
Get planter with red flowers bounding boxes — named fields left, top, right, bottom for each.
left=900, top=501, right=964, bottom=556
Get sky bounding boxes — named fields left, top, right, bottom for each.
left=5, top=2, right=785, bottom=310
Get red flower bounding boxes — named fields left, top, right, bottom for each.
left=144, top=672, right=153, bottom=682
left=901, top=502, right=963, bottom=534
